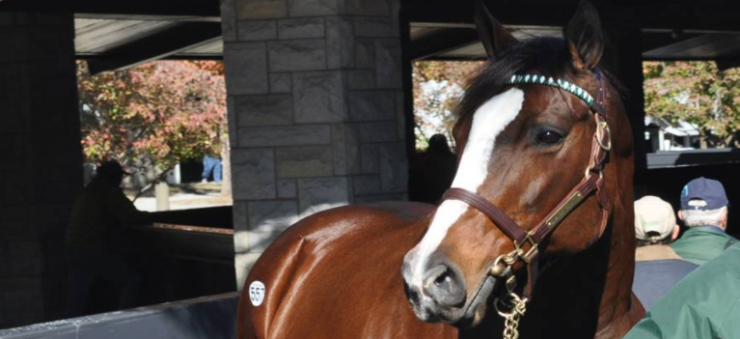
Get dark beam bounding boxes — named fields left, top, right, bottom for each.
left=0, top=0, right=220, bottom=17
left=410, top=28, right=480, bottom=60
left=402, top=0, right=740, bottom=33
left=647, top=149, right=740, bottom=169
left=717, top=58, right=740, bottom=71
left=87, top=22, right=222, bottom=75
left=601, top=18, right=649, bottom=170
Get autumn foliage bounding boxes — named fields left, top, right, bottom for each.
left=644, top=61, right=740, bottom=148
left=77, top=60, right=227, bottom=173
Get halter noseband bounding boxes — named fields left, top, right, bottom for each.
left=441, top=69, right=612, bottom=329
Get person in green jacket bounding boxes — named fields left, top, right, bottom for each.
left=624, top=243, right=740, bottom=339
left=670, top=177, right=738, bottom=265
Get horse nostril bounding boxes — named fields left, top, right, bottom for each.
left=423, top=264, right=466, bottom=308
left=422, top=265, right=447, bottom=288
left=434, top=270, right=452, bottom=286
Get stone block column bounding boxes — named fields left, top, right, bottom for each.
left=220, top=0, right=408, bottom=287
left=0, top=13, right=83, bottom=328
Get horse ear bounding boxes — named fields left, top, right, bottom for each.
left=475, top=0, right=518, bottom=59
left=565, top=1, right=604, bottom=71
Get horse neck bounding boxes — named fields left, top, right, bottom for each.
left=521, top=214, right=636, bottom=338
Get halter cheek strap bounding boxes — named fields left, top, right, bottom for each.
left=442, top=69, right=612, bottom=302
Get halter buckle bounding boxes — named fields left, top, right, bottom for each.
left=595, top=118, right=612, bottom=151
left=514, top=231, right=538, bottom=263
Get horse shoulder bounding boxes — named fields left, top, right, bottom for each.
left=237, top=202, right=455, bottom=339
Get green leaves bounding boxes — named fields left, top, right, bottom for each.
left=644, top=61, right=740, bottom=148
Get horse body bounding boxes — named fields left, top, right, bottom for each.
left=237, top=2, right=645, bottom=338
left=238, top=203, right=458, bottom=339
left=238, top=184, right=642, bottom=339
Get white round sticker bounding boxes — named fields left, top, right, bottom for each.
left=249, top=281, right=266, bottom=307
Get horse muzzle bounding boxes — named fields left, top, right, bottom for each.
left=402, top=252, right=482, bottom=324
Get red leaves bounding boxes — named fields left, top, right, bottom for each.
left=77, top=60, right=226, bottom=168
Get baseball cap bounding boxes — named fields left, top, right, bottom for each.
left=634, top=196, right=676, bottom=241
left=680, top=177, right=728, bottom=211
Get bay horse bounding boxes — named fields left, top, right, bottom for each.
left=236, top=2, right=644, bottom=338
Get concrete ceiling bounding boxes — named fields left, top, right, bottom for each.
left=75, top=17, right=223, bottom=59
left=73, top=16, right=223, bottom=74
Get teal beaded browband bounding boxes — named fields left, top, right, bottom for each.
left=507, top=74, right=596, bottom=109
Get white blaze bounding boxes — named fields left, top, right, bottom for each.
left=410, top=88, right=525, bottom=288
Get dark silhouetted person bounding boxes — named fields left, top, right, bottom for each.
left=65, top=160, right=151, bottom=317
left=631, top=196, right=697, bottom=310
left=671, top=177, right=738, bottom=265
left=409, top=134, right=457, bottom=204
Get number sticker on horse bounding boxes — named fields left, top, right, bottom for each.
left=249, top=281, right=266, bottom=307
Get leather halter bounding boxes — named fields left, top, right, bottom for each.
left=441, top=68, right=612, bottom=298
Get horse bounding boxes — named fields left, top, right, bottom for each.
left=236, top=2, right=645, bottom=338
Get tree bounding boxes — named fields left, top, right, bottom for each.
left=643, top=61, right=740, bottom=148
left=185, top=60, right=232, bottom=196
left=77, top=60, right=227, bottom=188
left=413, top=60, right=483, bottom=150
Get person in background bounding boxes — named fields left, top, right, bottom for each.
left=65, top=160, right=151, bottom=316
left=632, top=196, right=697, bottom=310
left=671, top=177, right=738, bottom=265
left=624, top=243, right=740, bottom=339
left=201, top=154, right=222, bottom=183
left=408, top=134, right=457, bottom=204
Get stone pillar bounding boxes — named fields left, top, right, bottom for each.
left=220, top=0, right=408, bottom=287
left=0, top=13, right=83, bottom=327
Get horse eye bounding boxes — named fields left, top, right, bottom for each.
left=537, top=130, right=563, bottom=145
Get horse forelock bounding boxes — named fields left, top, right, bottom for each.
left=455, top=38, right=567, bottom=120
left=453, top=37, right=623, bottom=142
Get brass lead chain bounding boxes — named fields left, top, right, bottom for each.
left=498, top=293, right=528, bottom=339
left=490, top=250, right=529, bottom=339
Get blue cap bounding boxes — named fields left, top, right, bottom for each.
left=680, top=177, right=728, bottom=211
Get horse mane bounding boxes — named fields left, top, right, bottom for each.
left=454, top=37, right=624, bottom=128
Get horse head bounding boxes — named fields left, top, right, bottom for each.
left=402, top=1, right=635, bottom=328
